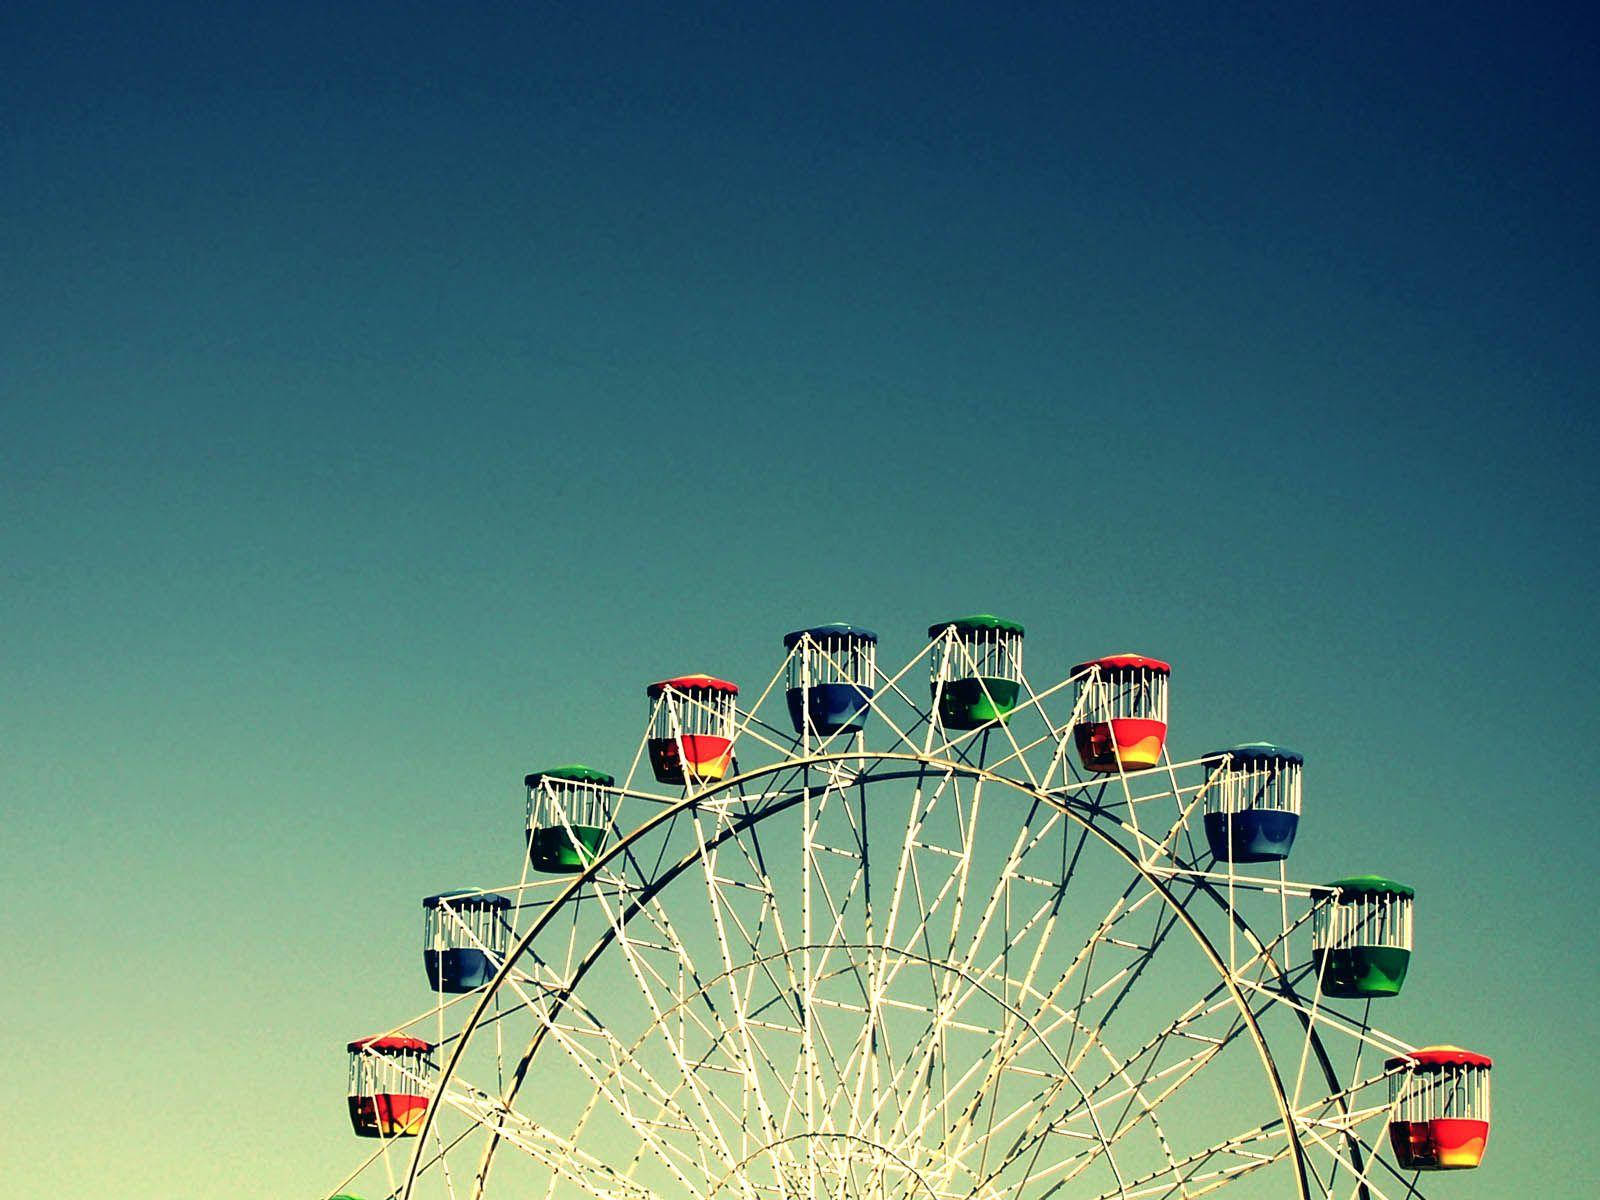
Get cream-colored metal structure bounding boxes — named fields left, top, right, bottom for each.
left=324, top=629, right=1487, bottom=1200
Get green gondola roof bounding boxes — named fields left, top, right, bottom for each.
left=1328, top=875, right=1415, bottom=899
left=525, top=765, right=615, bottom=788
left=927, top=614, right=1025, bottom=638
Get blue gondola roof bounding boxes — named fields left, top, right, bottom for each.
left=1203, top=743, right=1304, bottom=766
left=422, top=887, right=511, bottom=910
left=783, top=623, right=879, bottom=649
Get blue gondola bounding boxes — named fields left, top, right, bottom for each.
left=783, top=624, right=878, bottom=736
left=1201, top=744, right=1303, bottom=863
left=422, top=888, right=511, bottom=992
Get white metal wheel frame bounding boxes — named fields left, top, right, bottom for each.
left=326, top=645, right=1463, bottom=1200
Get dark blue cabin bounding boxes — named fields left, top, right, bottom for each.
left=422, top=888, right=511, bottom=993
left=783, top=624, right=878, bottom=736
left=1201, top=744, right=1303, bottom=863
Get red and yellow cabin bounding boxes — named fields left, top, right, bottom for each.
left=1386, top=1046, right=1492, bottom=1171
left=647, top=675, right=739, bottom=785
left=347, top=1035, right=433, bottom=1138
left=1071, top=654, right=1171, bottom=773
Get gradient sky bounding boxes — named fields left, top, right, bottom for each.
left=4, top=3, right=1596, bottom=1197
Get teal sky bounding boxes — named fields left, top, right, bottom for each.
left=4, top=3, right=1595, bottom=1196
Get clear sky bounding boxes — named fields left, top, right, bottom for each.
left=4, top=3, right=1595, bottom=1197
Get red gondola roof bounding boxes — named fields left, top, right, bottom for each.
left=1384, top=1045, right=1493, bottom=1070
left=647, top=674, right=739, bottom=697
left=1071, top=653, right=1171, bottom=675
left=348, top=1035, right=434, bottom=1053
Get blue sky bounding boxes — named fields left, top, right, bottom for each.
left=4, top=3, right=1595, bottom=1196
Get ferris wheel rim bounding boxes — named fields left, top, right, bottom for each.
left=403, top=749, right=1317, bottom=1200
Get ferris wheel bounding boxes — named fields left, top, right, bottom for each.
left=326, top=617, right=1494, bottom=1200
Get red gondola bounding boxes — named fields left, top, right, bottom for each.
left=346, top=1035, right=433, bottom=1138
left=646, top=675, right=739, bottom=785
left=1386, top=1046, right=1492, bottom=1170
left=1071, top=654, right=1170, bottom=773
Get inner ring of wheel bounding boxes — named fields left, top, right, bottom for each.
left=710, top=1132, right=940, bottom=1200
left=407, top=751, right=1313, bottom=1200
left=600, top=941, right=1120, bottom=1199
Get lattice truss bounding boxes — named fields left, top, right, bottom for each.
left=329, top=637, right=1464, bottom=1200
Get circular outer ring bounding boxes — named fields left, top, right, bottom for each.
left=403, top=751, right=1314, bottom=1200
